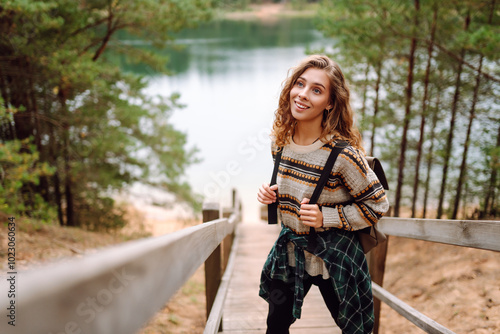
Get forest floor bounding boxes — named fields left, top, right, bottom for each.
left=0, top=207, right=208, bottom=333
left=379, top=235, right=499, bottom=334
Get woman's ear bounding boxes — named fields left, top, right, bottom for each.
left=327, top=99, right=334, bottom=111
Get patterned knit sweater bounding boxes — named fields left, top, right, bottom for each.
left=273, top=136, right=390, bottom=277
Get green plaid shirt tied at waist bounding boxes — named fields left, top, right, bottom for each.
left=259, top=225, right=374, bottom=333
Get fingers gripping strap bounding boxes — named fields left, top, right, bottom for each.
left=309, top=142, right=348, bottom=205
left=267, top=149, right=282, bottom=224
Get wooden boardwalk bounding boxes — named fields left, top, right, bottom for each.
left=220, top=221, right=341, bottom=333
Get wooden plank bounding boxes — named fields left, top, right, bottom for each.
left=219, top=222, right=341, bottom=334
left=371, top=283, right=456, bottom=334
left=0, top=217, right=236, bottom=334
left=221, top=222, right=275, bottom=332
left=378, top=218, right=500, bottom=252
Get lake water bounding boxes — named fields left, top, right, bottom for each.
left=129, top=17, right=335, bottom=223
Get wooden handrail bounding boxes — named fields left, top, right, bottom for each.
left=0, top=207, right=239, bottom=334
left=369, top=217, right=500, bottom=334
left=378, top=217, right=500, bottom=252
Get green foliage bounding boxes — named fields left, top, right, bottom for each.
left=0, top=0, right=214, bottom=227
left=0, top=104, right=56, bottom=220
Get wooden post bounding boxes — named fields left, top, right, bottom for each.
left=221, top=207, right=234, bottom=271
left=232, top=188, right=236, bottom=209
left=368, top=236, right=389, bottom=334
left=203, top=202, right=222, bottom=331
left=224, top=189, right=238, bottom=271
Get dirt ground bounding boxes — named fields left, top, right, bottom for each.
left=0, top=208, right=207, bottom=334
left=139, top=267, right=207, bottom=334
left=136, top=211, right=208, bottom=334
left=380, top=236, right=499, bottom=333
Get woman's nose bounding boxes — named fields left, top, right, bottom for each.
left=298, top=90, right=308, bottom=100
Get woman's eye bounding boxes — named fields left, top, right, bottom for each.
left=313, top=88, right=321, bottom=94
left=297, top=81, right=304, bottom=87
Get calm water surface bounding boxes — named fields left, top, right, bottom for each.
left=134, top=18, right=334, bottom=223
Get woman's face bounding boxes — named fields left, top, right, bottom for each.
left=290, top=67, right=332, bottom=123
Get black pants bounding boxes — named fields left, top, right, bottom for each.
left=266, top=274, right=340, bottom=334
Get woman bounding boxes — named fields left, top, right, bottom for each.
left=257, top=55, right=389, bottom=334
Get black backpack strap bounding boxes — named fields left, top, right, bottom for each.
left=267, top=148, right=282, bottom=224
left=309, top=141, right=349, bottom=205
left=306, top=141, right=348, bottom=252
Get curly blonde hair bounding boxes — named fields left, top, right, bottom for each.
left=272, top=55, right=364, bottom=153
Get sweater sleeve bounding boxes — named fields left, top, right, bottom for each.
left=321, top=147, right=389, bottom=231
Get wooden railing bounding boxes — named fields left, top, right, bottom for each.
left=0, top=190, right=241, bottom=334
left=368, top=217, right=500, bottom=334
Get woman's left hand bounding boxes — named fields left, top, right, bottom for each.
left=299, top=198, right=323, bottom=228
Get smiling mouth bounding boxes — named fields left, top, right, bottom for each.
left=294, top=101, right=309, bottom=110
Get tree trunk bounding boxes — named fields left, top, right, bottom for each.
left=437, top=12, right=470, bottom=219
left=370, top=61, right=382, bottom=156
left=58, top=84, right=76, bottom=227
left=423, top=91, right=440, bottom=218
left=411, top=4, right=437, bottom=218
left=451, top=55, right=483, bottom=219
left=0, top=65, right=9, bottom=110
left=28, top=63, right=51, bottom=203
left=481, top=124, right=499, bottom=218
left=65, top=167, right=75, bottom=226
left=0, top=63, right=15, bottom=141
left=462, top=180, right=469, bottom=219
left=48, top=118, right=65, bottom=226
left=12, top=57, right=33, bottom=141
left=394, top=0, right=419, bottom=217
left=92, top=3, right=115, bottom=62
left=54, top=172, right=65, bottom=226
left=361, top=64, right=370, bottom=123
left=452, top=1, right=494, bottom=219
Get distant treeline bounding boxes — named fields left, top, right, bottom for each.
left=316, top=0, right=498, bottom=219
left=0, top=0, right=217, bottom=228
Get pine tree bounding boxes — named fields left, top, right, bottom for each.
left=316, top=0, right=499, bottom=218
left=452, top=0, right=496, bottom=219
left=0, top=0, right=214, bottom=227
left=394, top=0, right=420, bottom=217
left=411, top=2, right=438, bottom=218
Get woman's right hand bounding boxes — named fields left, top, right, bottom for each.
left=257, top=183, right=278, bottom=205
